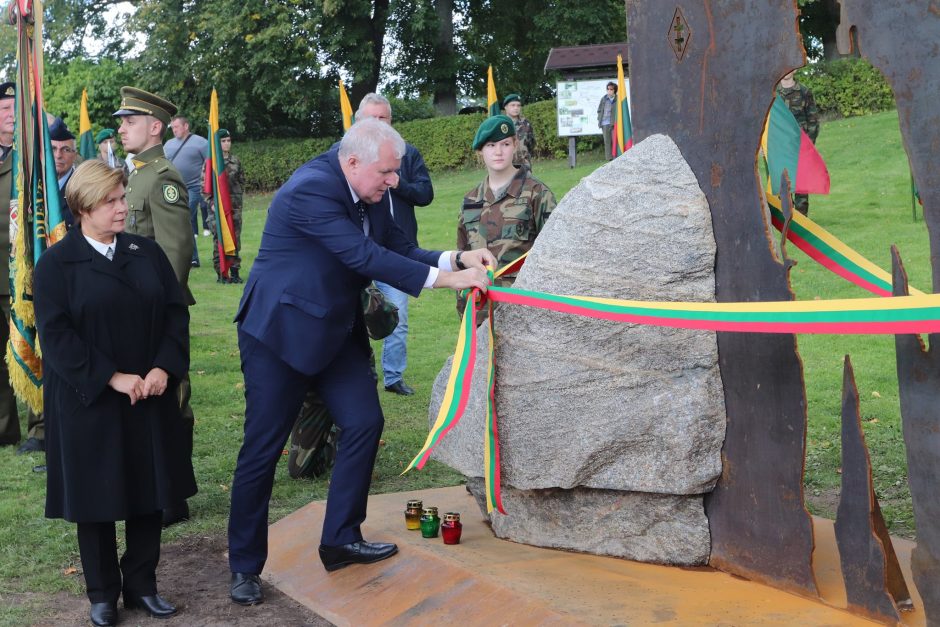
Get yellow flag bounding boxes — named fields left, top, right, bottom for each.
left=339, top=80, right=353, bottom=130
left=487, top=66, right=499, bottom=116
left=78, top=88, right=95, bottom=159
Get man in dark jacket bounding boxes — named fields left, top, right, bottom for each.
left=355, top=93, right=434, bottom=396
left=227, top=118, right=493, bottom=606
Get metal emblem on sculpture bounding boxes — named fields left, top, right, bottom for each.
left=668, top=7, right=691, bottom=60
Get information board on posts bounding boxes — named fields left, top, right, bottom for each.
left=555, top=78, right=630, bottom=137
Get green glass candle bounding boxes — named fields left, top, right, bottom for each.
left=420, top=506, right=440, bottom=538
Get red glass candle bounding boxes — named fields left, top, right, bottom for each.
left=441, top=512, right=462, bottom=545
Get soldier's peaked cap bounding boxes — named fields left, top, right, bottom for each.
left=0, top=82, right=15, bottom=100
left=113, top=87, right=177, bottom=126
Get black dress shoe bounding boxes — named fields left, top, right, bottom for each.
left=384, top=380, right=414, bottom=396
left=89, top=601, right=117, bottom=626
left=16, top=437, right=44, bottom=454
left=162, top=500, right=190, bottom=527
left=230, top=572, right=263, bottom=605
left=123, top=593, right=177, bottom=619
left=318, top=541, right=398, bottom=572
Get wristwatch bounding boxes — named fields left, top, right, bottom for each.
left=455, top=251, right=467, bottom=270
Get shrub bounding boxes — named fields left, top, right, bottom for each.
left=237, top=136, right=337, bottom=192
left=798, top=58, right=896, bottom=119
left=524, top=99, right=603, bottom=160
left=395, top=113, right=487, bottom=171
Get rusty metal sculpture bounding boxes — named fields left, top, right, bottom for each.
left=835, top=355, right=912, bottom=624
left=835, top=4, right=940, bottom=622
left=625, top=1, right=817, bottom=596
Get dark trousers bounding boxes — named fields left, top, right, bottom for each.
left=76, top=511, right=162, bottom=603
left=228, top=330, right=384, bottom=575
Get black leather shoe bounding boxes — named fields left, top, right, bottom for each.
left=162, top=500, right=190, bottom=527
left=384, top=380, right=414, bottom=396
left=318, top=541, right=398, bottom=572
left=123, top=593, right=177, bottom=619
left=230, top=572, right=263, bottom=605
left=89, top=601, right=117, bottom=626
left=191, top=259, right=200, bottom=268
left=16, top=437, right=44, bottom=454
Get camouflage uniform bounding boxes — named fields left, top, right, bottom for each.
left=777, top=80, right=819, bottom=215
left=511, top=116, right=536, bottom=170
left=456, top=166, right=556, bottom=316
left=203, top=152, right=244, bottom=277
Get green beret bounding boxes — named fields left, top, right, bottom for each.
left=95, top=128, right=115, bottom=143
left=501, top=93, right=521, bottom=107
left=113, top=86, right=178, bottom=126
left=472, top=115, right=516, bottom=150
left=218, top=128, right=230, bottom=139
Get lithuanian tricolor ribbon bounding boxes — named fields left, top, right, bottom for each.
left=405, top=252, right=940, bottom=514
left=765, top=189, right=922, bottom=297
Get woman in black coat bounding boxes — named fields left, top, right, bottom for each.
left=34, top=160, right=196, bottom=626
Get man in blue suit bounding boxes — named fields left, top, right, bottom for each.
left=227, top=118, right=495, bottom=606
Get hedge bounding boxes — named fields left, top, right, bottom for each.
left=797, top=58, right=896, bottom=119
left=236, top=100, right=604, bottom=192
left=237, top=136, right=337, bottom=192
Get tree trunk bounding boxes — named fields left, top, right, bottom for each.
left=432, top=0, right=457, bottom=115
left=350, top=0, right=391, bottom=107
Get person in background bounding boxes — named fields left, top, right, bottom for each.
left=34, top=160, right=195, bottom=626
left=0, top=81, right=21, bottom=450
left=597, top=81, right=617, bottom=161
left=202, top=128, right=245, bottom=284
left=95, top=128, right=127, bottom=173
left=354, top=93, right=434, bottom=396
left=776, top=70, right=820, bottom=215
left=165, top=115, right=209, bottom=267
left=50, top=116, right=78, bottom=229
left=457, top=115, right=556, bottom=318
left=502, top=93, right=535, bottom=170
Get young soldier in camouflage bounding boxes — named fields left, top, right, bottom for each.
left=502, top=94, right=536, bottom=171
left=777, top=70, right=819, bottom=215
left=202, top=129, right=245, bottom=283
left=457, top=114, right=556, bottom=317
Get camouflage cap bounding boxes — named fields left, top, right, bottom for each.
left=472, top=114, right=516, bottom=150
left=95, top=128, right=116, bottom=143
left=501, top=93, right=521, bottom=107
left=0, top=82, right=14, bottom=100
left=112, top=86, right=177, bottom=125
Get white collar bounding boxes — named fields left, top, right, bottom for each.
left=83, top=232, right=117, bottom=259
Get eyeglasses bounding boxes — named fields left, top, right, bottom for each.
left=52, top=146, right=75, bottom=154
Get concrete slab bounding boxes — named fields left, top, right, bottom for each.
left=265, top=486, right=925, bottom=626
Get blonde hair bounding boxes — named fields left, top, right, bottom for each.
left=65, top=160, right=128, bottom=221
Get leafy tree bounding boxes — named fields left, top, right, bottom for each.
left=44, top=57, right=138, bottom=132
left=460, top=1, right=627, bottom=105
left=798, top=0, right=843, bottom=62
left=316, top=0, right=392, bottom=107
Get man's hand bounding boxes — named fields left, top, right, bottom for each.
left=433, top=267, right=490, bottom=291
left=142, top=367, right=169, bottom=398
left=450, top=248, right=498, bottom=272
left=108, top=372, right=145, bottom=405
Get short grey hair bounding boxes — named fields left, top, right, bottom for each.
left=356, top=93, right=391, bottom=119
left=339, top=117, right=405, bottom=165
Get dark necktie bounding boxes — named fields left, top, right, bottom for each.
left=356, top=200, right=366, bottom=226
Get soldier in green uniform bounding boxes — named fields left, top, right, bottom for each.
left=457, top=114, right=556, bottom=317
left=95, top=128, right=127, bottom=174
left=201, top=129, right=244, bottom=283
left=0, top=81, right=22, bottom=448
left=777, top=70, right=819, bottom=215
left=113, top=86, right=196, bottom=526
left=502, top=94, right=536, bottom=171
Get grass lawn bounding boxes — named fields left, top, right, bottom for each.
left=0, top=111, right=928, bottom=622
